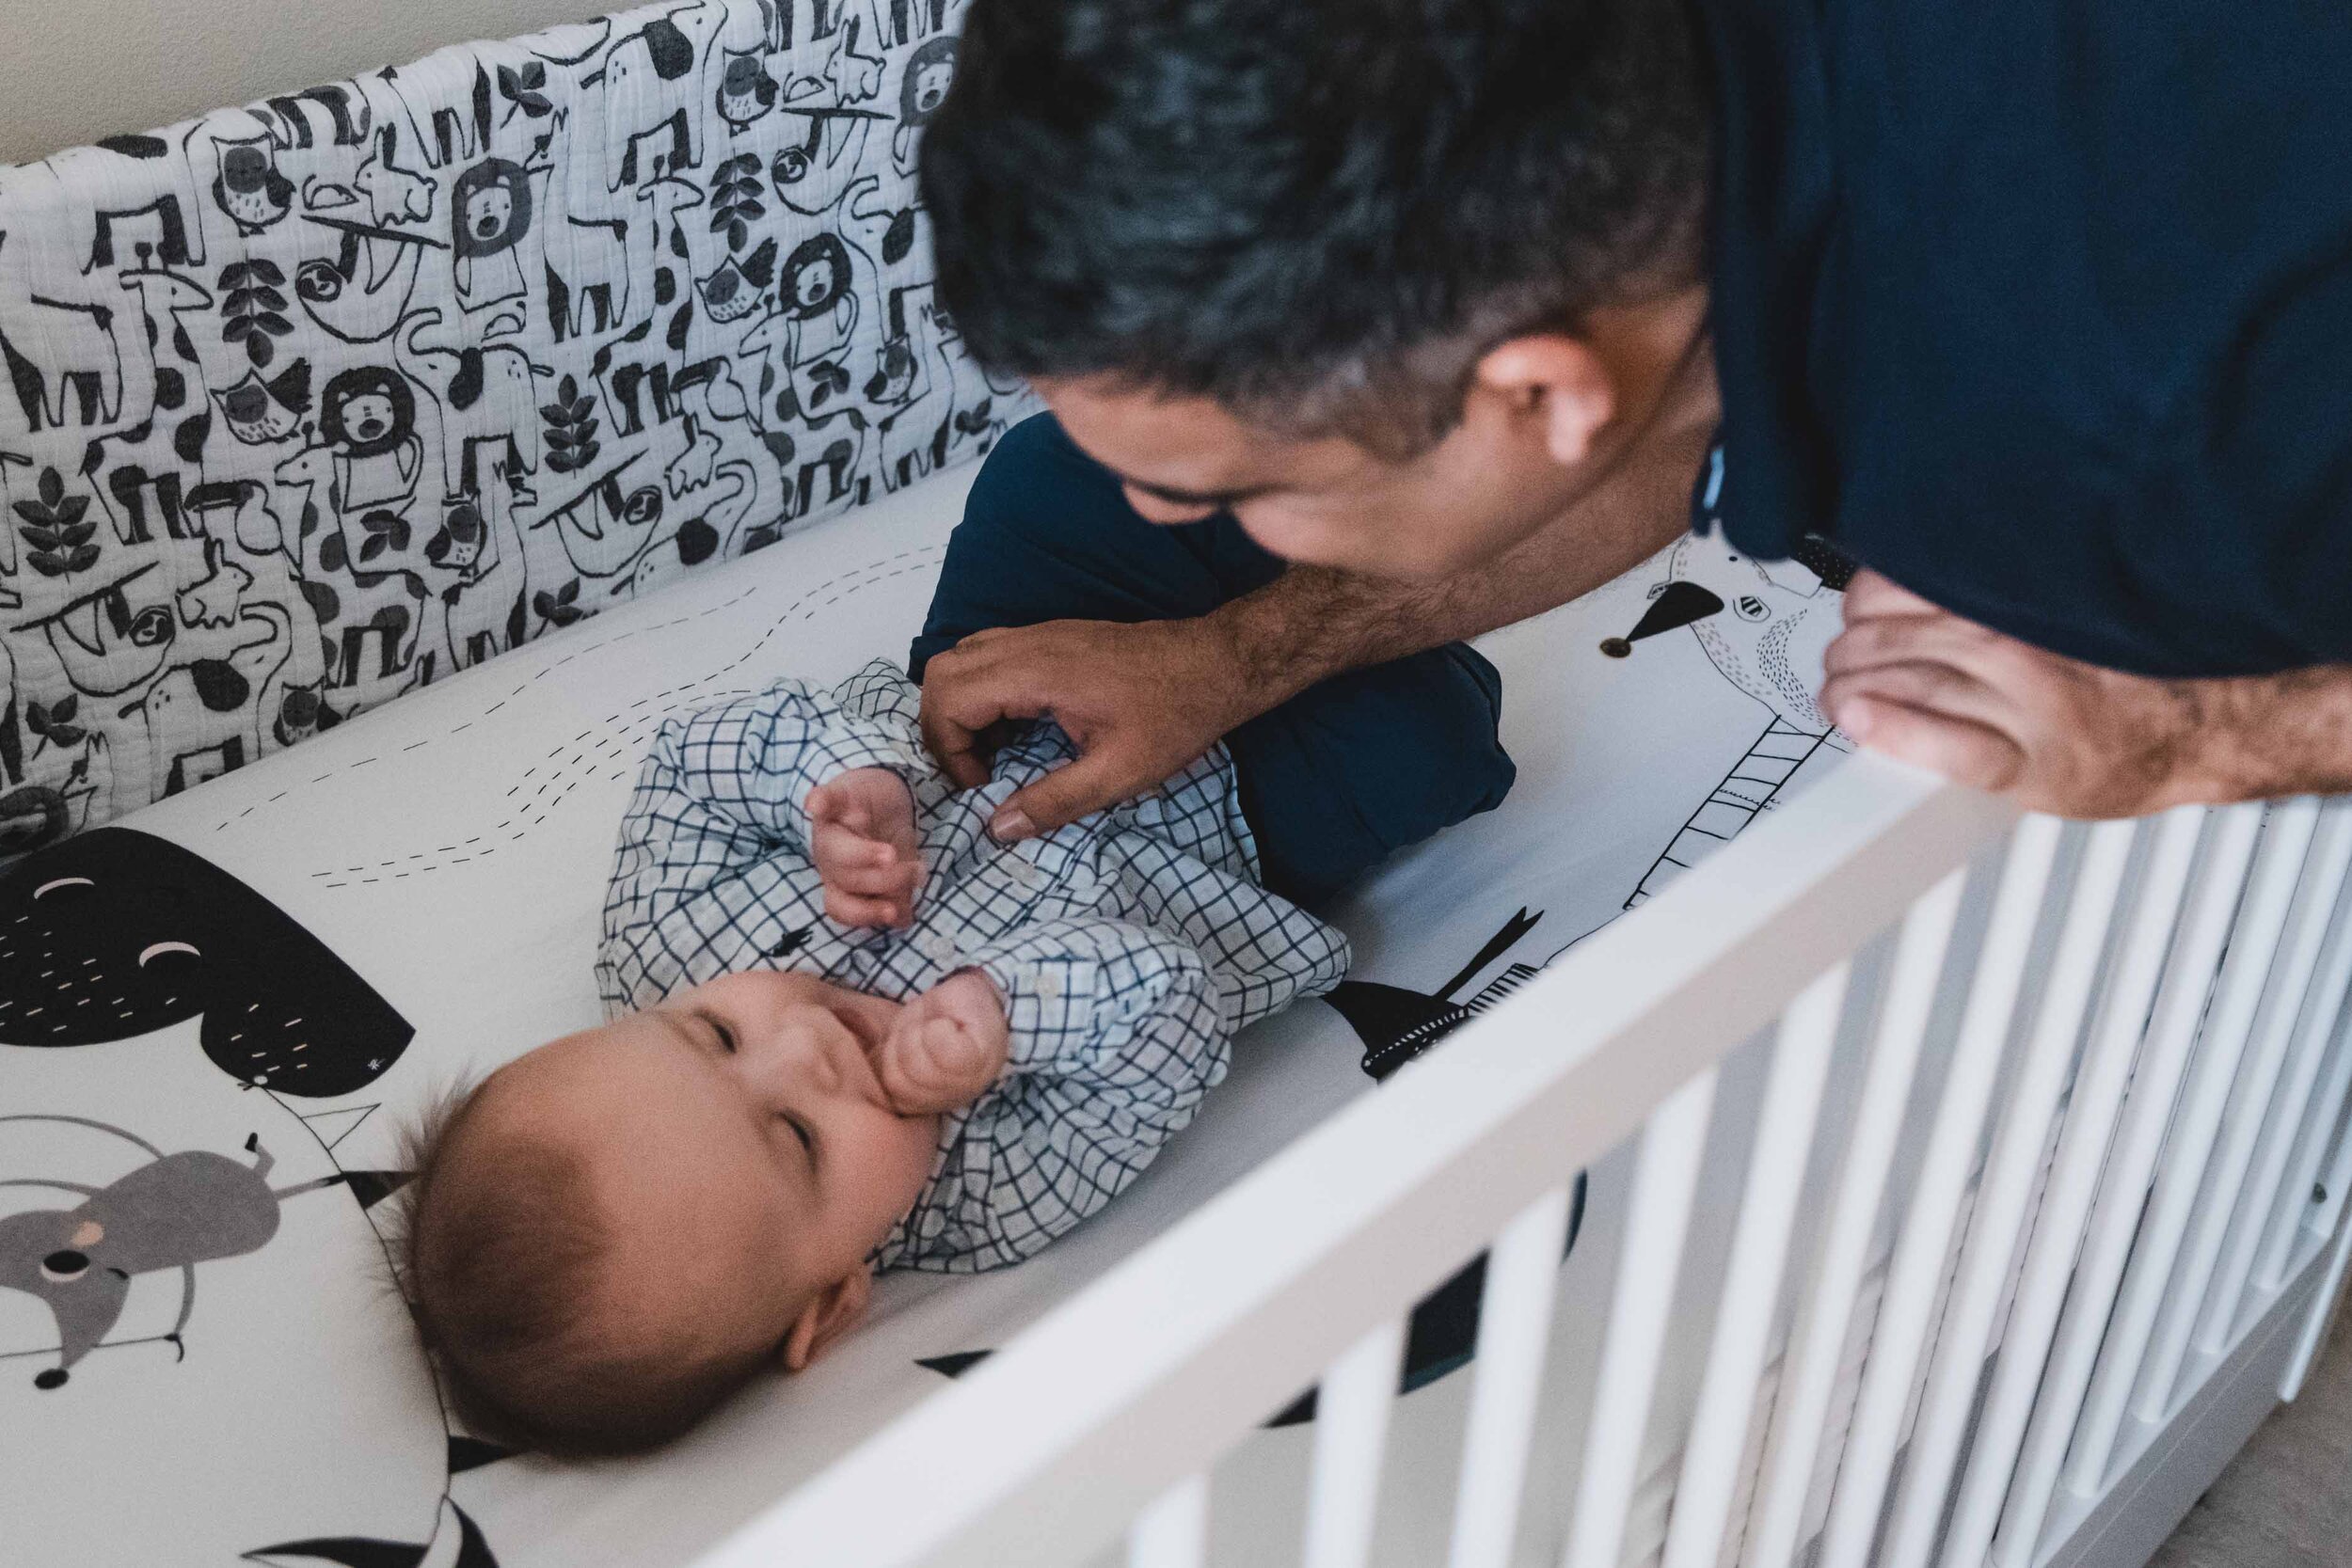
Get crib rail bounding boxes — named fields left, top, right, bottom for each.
left=697, top=759, right=2352, bottom=1568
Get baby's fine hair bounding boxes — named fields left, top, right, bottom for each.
left=392, top=1081, right=759, bottom=1456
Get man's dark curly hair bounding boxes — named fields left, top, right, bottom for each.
left=920, top=0, right=1709, bottom=455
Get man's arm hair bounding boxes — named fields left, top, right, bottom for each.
left=1212, top=404, right=1712, bottom=706
left=2194, top=665, right=2352, bottom=803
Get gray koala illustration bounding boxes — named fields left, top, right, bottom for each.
left=0, top=1116, right=342, bottom=1388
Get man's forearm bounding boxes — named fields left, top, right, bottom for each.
left=2188, top=664, right=2352, bottom=804
left=1206, top=417, right=1709, bottom=708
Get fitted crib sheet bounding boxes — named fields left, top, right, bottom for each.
left=0, top=463, right=1897, bottom=1568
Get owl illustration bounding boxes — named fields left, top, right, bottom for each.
left=212, top=135, right=294, bottom=233
left=716, top=47, right=780, bottom=131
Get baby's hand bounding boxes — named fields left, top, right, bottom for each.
left=875, top=970, right=1009, bottom=1116
left=808, top=767, right=921, bottom=927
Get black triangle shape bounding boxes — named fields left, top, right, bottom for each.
left=915, top=1350, right=993, bottom=1379
left=241, top=1536, right=426, bottom=1568
left=448, top=1435, right=518, bottom=1474
left=337, top=1170, right=414, bottom=1212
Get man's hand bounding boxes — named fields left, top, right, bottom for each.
left=874, top=970, right=1009, bottom=1115
left=919, top=617, right=1258, bottom=841
left=1819, top=571, right=2342, bottom=816
left=808, top=768, right=921, bottom=927
left=914, top=365, right=1711, bottom=837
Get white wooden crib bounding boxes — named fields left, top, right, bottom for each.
left=712, top=772, right=2352, bottom=1568
left=3, top=4, right=2347, bottom=1565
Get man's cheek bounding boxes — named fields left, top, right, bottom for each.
left=1228, top=504, right=1342, bottom=565
left=1230, top=503, right=1410, bottom=575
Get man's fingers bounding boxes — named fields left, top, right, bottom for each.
left=919, top=643, right=1057, bottom=785
left=1841, top=568, right=1949, bottom=622
left=1823, top=613, right=2010, bottom=680
left=1820, top=661, right=2015, bottom=737
left=1836, top=695, right=2026, bottom=793
left=991, top=751, right=1143, bottom=841
left=921, top=709, right=996, bottom=789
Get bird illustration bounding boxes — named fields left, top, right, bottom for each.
left=212, top=359, right=312, bottom=446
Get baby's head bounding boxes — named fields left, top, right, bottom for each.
left=400, top=972, right=944, bottom=1454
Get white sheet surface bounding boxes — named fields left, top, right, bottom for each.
left=0, top=465, right=1869, bottom=1568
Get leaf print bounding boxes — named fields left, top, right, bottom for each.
left=14, top=467, right=98, bottom=578
left=498, top=59, right=554, bottom=120
left=541, top=376, right=600, bottom=475
left=220, top=261, right=293, bottom=368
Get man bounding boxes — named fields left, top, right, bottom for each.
left=914, top=0, right=2352, bottom=845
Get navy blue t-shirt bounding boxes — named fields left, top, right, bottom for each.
left=1696, top=0, right=2352, bottom=678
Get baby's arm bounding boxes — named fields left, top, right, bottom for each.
left=599, top=664, right=931, bottom=1005
left=884, top=919, right=1227, bottom=1271
left=871, top=969, right=1010, bottom=1112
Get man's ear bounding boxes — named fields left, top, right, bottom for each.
left=781, top=1267, right=873, bottom=1372
left=1468, top=335, right=1616, bottom=467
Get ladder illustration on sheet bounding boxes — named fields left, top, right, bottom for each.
left=1625, top=717, right=1839, bottom=909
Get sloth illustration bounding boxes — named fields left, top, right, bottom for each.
left=210, top=359, right=312, bottom=446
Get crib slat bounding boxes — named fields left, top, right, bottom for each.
left=1814, top=816, right=2067, bottom=1568
left=1932, top=808, right=2208, bottom=1568
left=1560, top=1069, right=1720, bottom=1568
left=1880, top=818, right=2140, bottom=1568
left=2064, top=798, right=2324, bottom=1494
left=1991, top=804, right=2265, bottom=1568
left=1300, top=1316, right=1408, bottom=1568
left=2196, top=864, right=2352, bottom=1348
left=1446, top=1186, right=1576, bottom=1568
left=2253, top=1002, right=2352, bottom=1295
left=1740, top=870, right=1969, bottom=1568
left=1128, top=1474, right=1210, bottom=1568
left=1660, top=961, right=1852, bottom=1568
left=2282, top=1109, right=2352, bottom=1401
left=2129, top=802, right=2352, bottom=1422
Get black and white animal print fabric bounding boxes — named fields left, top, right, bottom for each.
left=0, top=0, right=1022, bottom=857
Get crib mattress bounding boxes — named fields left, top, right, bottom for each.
left=0, top=467, right=1863, bottom=1568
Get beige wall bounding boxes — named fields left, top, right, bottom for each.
left=0, top=0, right=603, bottom=165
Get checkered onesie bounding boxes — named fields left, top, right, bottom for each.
left=597, top=659, right=1351, bottom=1271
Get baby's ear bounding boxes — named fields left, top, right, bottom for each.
left=781, top=1267, right=873, bottom=1371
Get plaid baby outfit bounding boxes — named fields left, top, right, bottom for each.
left=598, top=659, right=1351, bottom=1271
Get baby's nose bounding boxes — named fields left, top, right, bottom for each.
left=740, top=1022, right=844, bottom=1101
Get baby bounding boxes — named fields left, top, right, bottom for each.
left=400, top=413, right=1517, bottom=1454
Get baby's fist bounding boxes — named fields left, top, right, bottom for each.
left=877, top=970, right=1009, bottom=1116
left=808, top=767, right=920, bottom=927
